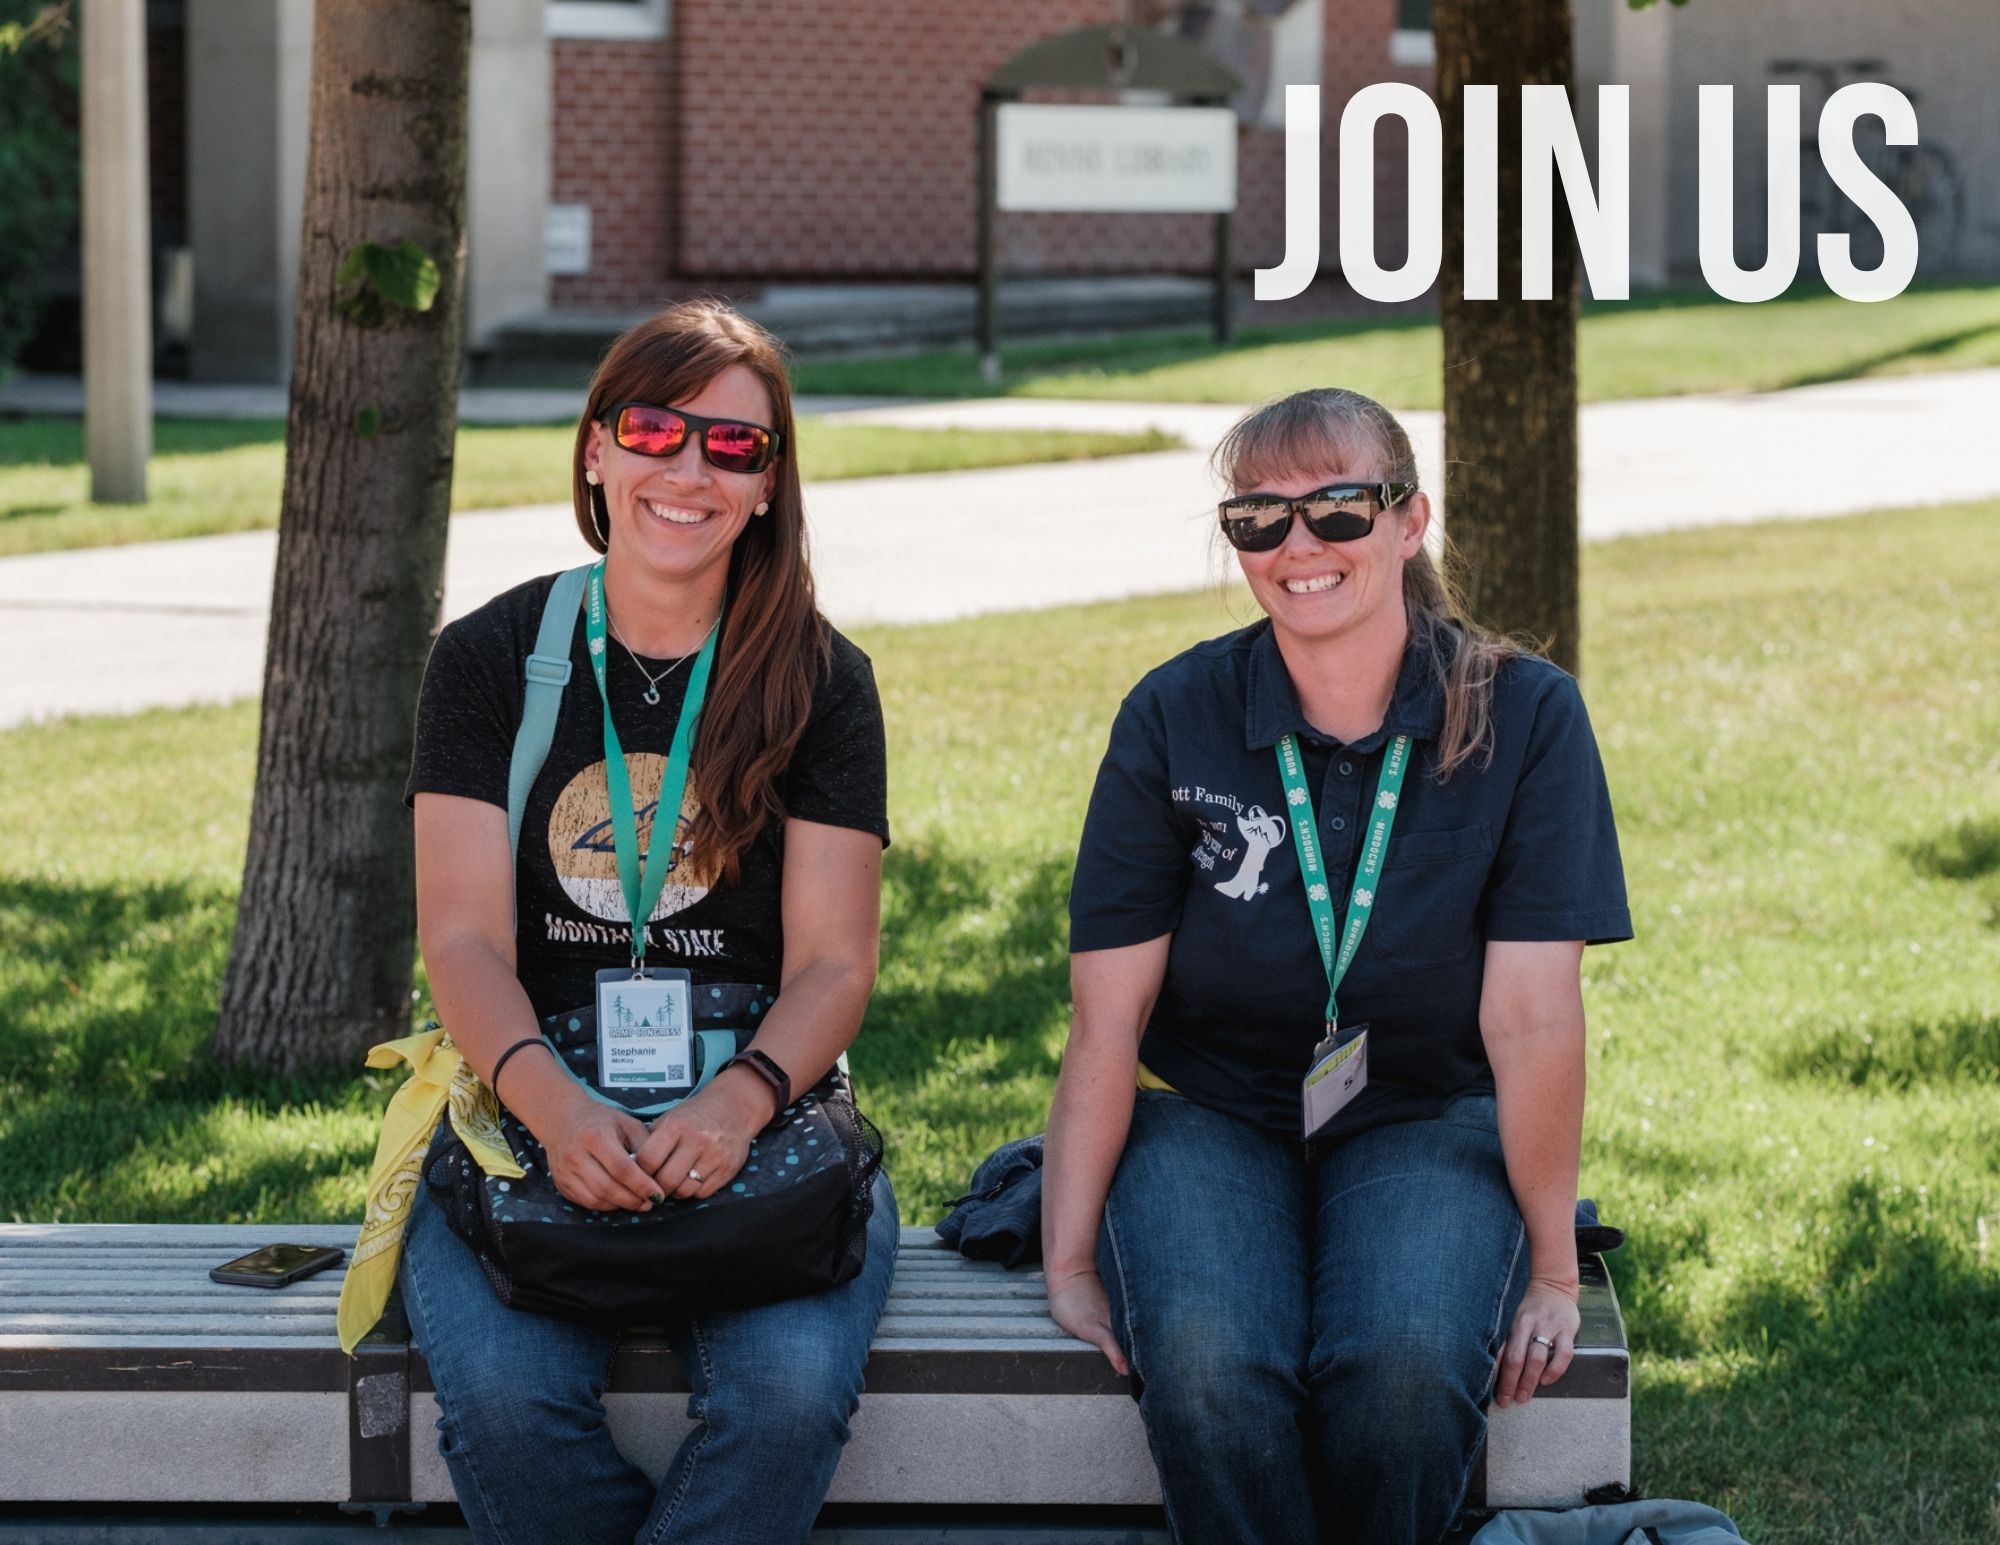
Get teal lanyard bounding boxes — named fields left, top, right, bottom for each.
left=1274, top=732, right=1412, bottom=1028
left=584, top=561, right=721, bottom=968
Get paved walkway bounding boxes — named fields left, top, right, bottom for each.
left=2, top=369, right=1996, bottom=727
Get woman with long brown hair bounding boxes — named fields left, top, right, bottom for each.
left=393, top=299, right=896, bottom=1545
left=1044, top=387, right=1631, bottom=1544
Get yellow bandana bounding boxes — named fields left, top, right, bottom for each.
left=336, top=1028, right=525, bottom=1354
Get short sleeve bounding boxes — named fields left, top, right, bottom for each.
left=405, top=619, right=517, bottom=810
left=781, top=635, right=890, bottom=846
left=1068, top=689, right=1192, bottom=952
left=1482, top=675, right=1632, bottom=945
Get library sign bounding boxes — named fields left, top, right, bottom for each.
left=995, top=104, right=1237, bottom=214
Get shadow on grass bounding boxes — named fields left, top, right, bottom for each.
left=1775, top=319, right=2000, bottom=392
left=1909, top=816, right=2000, bottom=884
left=1619, top=1176, right=2000, bottom=1539
left=858, top=844, right=1073, bottom=1117
left=0, top=874, right=381, bottom=1219
left=1767, top=1008, right=2000, bottom=1090
left=0, top=503, right=64, bottom=522
left=1907, top=815, right=2000, bottom=934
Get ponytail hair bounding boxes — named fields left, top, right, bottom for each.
left=1211, top=387, right=1526, bottom=780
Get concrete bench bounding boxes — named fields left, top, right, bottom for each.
left=0, top=1223, right=1628, bottom=1521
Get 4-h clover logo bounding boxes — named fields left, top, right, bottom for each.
left=1377, top=791, right=1398, bottom=810
left=1354, top=888, right=1375, bottom=908
left=1287, top=787, right=1309, bottom=807
left=1308, top=883, right=1329, bottom=902
left=588, top=636, right=606, bottom=656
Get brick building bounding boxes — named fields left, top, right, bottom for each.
left=164, top=0, right=1430, bottom=379
left=543, top=0, right=1429, bottom=312
left=143, top=0, right=1994, bottom=382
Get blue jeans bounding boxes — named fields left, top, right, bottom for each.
left=1098, top=1089, right=1526, bottom=1545
left=400, top=1164, right=899, bottom=1545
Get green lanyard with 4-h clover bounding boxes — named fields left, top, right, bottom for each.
left=1273, top=731, right=1411, bottom=1031
left=1275, top=732, right=1411, bottom=1137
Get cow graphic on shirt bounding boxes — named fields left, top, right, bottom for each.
left=1214, top=805, right=1287, bottom=900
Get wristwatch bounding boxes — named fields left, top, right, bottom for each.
left=722, top=1047, right=792, bottom=1114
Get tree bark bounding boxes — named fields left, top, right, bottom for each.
left=214, top=0, right=471, bottom=1075
left=1433, top=0, right=1581, bottom=675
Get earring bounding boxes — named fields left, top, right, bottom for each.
left=753, top=500, right=769, bottom=517
left=585, top=469, right=601, bottom=486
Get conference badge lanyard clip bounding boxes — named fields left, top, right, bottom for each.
left=1276, top=731, right=1411, bottom=1140
left=584, top=561, right=720, bottom=1094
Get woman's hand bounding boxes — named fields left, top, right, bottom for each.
left=1492, top=1276, right=1581, bottom=1408
left=634, top=1066, right=775, bottom=1201
left=532, top=1088, right=664, bottom=1213
left=1046, top=1265, right=1130, bottom=1377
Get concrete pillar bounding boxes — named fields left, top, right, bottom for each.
left=82, top=0, right=153, bottom=504
left=468, top=0, right=551, bottom=349
left=1575, top=0, right=1674, bottom=291
left=1610, top=0, right=1673, bottom=289
left=185, top=0, right=313, bottom=383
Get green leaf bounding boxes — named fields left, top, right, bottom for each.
left=359, top=240, right=440, bottom=313
left=335, top=246, right=370, bottom=287
left=354, top=405, right=383, bottom=439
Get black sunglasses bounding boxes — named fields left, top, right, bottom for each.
left=1218, top=482, right=1417, bottom=552
left=603, top=401, right=783, bottom=475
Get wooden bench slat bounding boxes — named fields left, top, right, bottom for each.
left=0, top=1334, right=341, bottom=1350
left=0, top=1316, right=345, bottom=1337
left=0, top=1297, right=341, bottom=1317
left=0, top=1279, right=345, bottom=1299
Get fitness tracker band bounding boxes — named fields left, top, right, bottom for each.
left=723, top=1047, right=792, bottom=1114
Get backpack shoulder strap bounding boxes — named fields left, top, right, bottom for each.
left=507, top=565, right=592, bottom=864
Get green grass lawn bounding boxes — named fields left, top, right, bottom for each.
left=2, top=502, right=1998, bottom=1539
left=0, top=416, right=1176, bottom=558
left=791, top=282, right=2000, bottom=409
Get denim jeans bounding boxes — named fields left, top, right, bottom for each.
left=400, top=1163, right=899, bottom=1545
left=1098, top=1089, right=1526, bottom=1545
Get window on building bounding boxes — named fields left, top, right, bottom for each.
left=546, top=0, right=667, bottom=42
left=1391, top=0, right=1434, bottom=66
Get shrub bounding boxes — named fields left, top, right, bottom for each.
left=0, top=3, right=80, bottom=377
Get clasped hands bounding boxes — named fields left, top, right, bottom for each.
left=536, top=1067, right=778, bottom=1213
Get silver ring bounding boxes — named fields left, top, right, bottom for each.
left=686, top=1169, right=703, bottom=1184
left=1531, top=1334, right=1556, bottom=1351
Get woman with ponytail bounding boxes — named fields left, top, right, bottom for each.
left=394, top=300, right=896, bottom=1545
left=1045, top=389, right=1632, bottom=1545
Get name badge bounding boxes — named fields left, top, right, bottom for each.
left=593, top=967, right=694, bottom=1092
left=1302, top=1022, right=1368, bottom=1140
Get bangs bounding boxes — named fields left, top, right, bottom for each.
left=585, top=302, right=792, bottom=431
left=1211, top=389, right=1413, bottom=494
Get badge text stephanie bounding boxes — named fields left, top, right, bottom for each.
left=1257, top=83, right=1925, bottom=305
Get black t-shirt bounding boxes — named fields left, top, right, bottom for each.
left=407, top=572, right=889, bottom=1022
left=1069, top=620, right=1631, bottom=1141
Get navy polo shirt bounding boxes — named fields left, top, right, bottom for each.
left=1069, top=620, right=1632, bottom=1141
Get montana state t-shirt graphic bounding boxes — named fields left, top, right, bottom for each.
left=405, top=572, right=891, bottom=1017
left=546, top=752, right=719, bottom=923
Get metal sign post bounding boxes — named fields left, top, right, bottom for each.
left=978, top=93, right=1003, bottom=383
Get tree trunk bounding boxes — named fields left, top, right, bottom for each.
left=1433, top=0, right=1581, bottom=675
left=214, top=0, right=471, bottom=1075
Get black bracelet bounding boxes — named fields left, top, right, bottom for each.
left=490, top=1036, right=555, bottom=1100
left=723, top=1048, right=791, bottom=1114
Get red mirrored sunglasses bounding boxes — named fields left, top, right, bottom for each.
left=603, top=401, right=783, bottom=475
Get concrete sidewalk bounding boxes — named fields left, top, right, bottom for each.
left=2, top=369, right=1996, bottom=728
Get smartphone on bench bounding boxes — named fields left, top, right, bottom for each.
left=210, top=1243, right=345, bottom=1288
